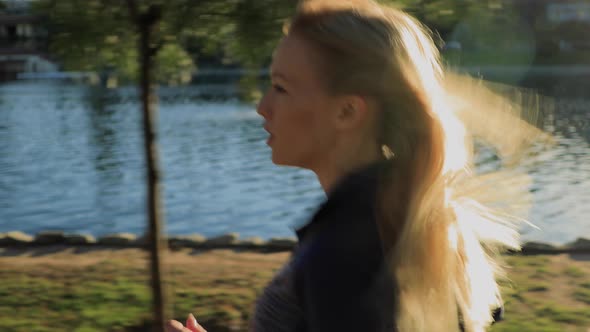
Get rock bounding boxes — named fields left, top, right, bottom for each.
left=65, top=233, right=97, bottom=245
left=98, top=233, right=137, bottom=246
left=205, top=233, right=239, bottom=247
left=565, top=238, right=590, bottom=251
left=168, top=234, right=206, bottom=248
left=239, top=237, right=265, bottom=247
left=0, top=231, right=33, bottom=245
left=267, top=237, right=297, bottom=250
left=522, top=241, right=558, bottom=252
left=134, top=234, right=149, bottom=246
left=34, top=231, right=66, bottom=245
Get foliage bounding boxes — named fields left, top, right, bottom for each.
left=33, top=0, right=497, bottom=86
left=32, top=0, right=589, bottom=88
left=380, top=0, right=486, bottom=38
left=156, top=42, right=194, bottom=85
left=32, top=0, right=294, bottom=86
left=32, top=0, right=139, bottom=80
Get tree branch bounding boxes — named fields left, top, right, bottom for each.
left=125, top=0, right=139, bottom=23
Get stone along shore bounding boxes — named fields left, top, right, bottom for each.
left=1, top=230, right=590, bottom=254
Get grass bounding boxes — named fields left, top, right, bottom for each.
left=487, top=255, right=590, bottom=332
left=564, top=267, right=587, bottom=278
left=573, top=288, right=590, bottom=305
left=526, top=282, right=550, bottom=292
left=0, top=248, right=589, bottom=332
left=534, top=305, right=590, bottom=325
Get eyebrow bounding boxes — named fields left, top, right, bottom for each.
left=270, top=71, right=289, bottom=82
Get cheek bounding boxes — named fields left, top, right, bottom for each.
left=271, top=93, right=336, bottom=165
left=281, top=109, right=316, bottom=145
left=273, top=102, right=317, bottom=153
left=301, top=97, right=334, bottom=138
left=295, top=99, right=323, bottom=132
left=288, top=101, right=333, bottom=151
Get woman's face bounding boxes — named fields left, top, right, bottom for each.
left=257, top=35, right=340, bottom=169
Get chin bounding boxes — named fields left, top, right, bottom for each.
left=271, top=154, right=290, bottom=166
left=271, top=152, right=308, bottom=169
left=270, top=150, right=293, bottom=167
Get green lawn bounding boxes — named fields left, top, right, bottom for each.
left=0, top=248, right=589, bottom=332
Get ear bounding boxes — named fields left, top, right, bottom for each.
left=334, top=96, right=368, bottom=130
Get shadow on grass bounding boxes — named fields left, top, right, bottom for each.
left=186, top=247, right=291, bottom=257
left=569, top=253, right=590, bottom=262
left=0, top=245, right=132, bottom=257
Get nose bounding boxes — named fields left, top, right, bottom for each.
left=256, top=90, right=271, bottom=120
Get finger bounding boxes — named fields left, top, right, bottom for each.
left=186, top=313, right=207, bottom=332
left=165, top=320, right=186, bottom=332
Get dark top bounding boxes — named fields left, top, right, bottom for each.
left=292, top=161, right=396, bottom=331
left=251, top=162, right=395, bottom=332
left=251, top=162, right=503, bottom=332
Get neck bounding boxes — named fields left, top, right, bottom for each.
left=313, top=140, right=381, bottom=194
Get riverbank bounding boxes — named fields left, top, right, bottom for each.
left=2, top=231, right=590, bottom=254
left=1, top=244, right=590, bottom=331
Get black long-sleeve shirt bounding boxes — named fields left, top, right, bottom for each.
left=251, top=162, right=502, bottom=331
left=252, top=162, right=395, bottom=331
left=292, top=162, right=396, bottom=331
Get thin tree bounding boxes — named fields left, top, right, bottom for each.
left=125, top=1, right=167, bottom=331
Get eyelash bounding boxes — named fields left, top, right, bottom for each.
left=272, top=84, right=287, bottom=93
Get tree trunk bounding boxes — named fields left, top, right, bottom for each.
left=128, top=2, right=168, bottom=331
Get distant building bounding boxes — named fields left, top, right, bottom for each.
left=447, top=0, right=590, bottom=59
left=544, top=1, right=590, bottom=51
left=0, top=0, right=58, bottom=82
left=546, top=3, right=590, bottom=23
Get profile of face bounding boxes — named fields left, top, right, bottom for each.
left=256, top=35, right=344, bottom=170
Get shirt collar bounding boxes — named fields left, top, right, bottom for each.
left=295, top=160, right=390, bottom=240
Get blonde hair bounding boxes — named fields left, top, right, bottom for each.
left=286, top=1, right=549, bottom=331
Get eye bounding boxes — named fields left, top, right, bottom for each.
left=272, top=84, right=287, bottom=94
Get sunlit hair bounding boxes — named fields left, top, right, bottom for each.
left=286, top=0, right=550, bottom=331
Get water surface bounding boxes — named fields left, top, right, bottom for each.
left=0, top=81, right=588, bottom=244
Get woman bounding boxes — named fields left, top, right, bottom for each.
left=167, top=0, right=543, bottom=331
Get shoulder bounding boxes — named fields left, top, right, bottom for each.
left=295, top=198, right=383, bottom=269
left=291, top=207, right=396, bottom=331
left=293, top=162, right=387, bottom=277
left=292, top=197, right=387, bottom=294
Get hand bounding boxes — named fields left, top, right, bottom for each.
left=165, top=313, right=207, bottom=332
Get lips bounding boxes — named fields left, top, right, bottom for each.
left=263, top=124, right=273, bottom=145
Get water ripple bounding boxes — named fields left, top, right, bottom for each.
left=0, top=82, right=588, bottom=243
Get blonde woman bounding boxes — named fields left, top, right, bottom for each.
left=167, top=0, right=545, bottom=331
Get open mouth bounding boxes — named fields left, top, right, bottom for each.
left=264, top=125, right=273, bottom=145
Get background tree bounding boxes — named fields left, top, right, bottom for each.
left=31, top=2, right=295, bottom=330
left=33, top=0, right=294, bottom=88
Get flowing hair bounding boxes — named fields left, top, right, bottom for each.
left=286, top=1, right=551, bottom=331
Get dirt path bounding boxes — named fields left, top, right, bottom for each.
left=1, top=245, right=589, bottom=304
left=0, top=246, right=290, bottom=283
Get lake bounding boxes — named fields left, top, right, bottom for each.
left=0, top=80, right=588, bottom=244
